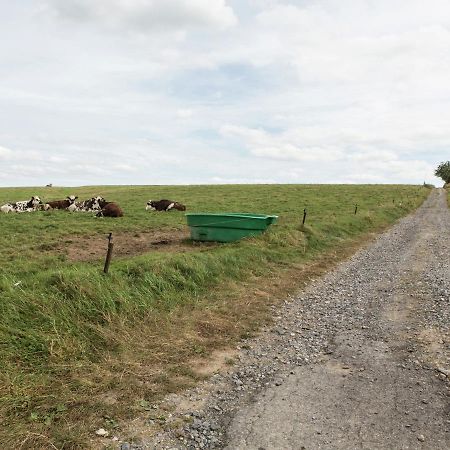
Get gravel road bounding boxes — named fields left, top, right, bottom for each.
left=136, top=189, right=449, bottom=450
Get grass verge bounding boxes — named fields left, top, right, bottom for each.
left=0, top=184, right=430, bottom=448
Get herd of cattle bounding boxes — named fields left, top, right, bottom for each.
left=0, top=195, right=187, bottom=217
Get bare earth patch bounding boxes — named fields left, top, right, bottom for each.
left=191, top=349, right=239, bottom=378
left=47, top=230, right=218, bottom=262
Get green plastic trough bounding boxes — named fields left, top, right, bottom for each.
left=185, top=213, right=278, bottom=242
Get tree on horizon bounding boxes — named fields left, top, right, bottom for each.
left=435, top=161, right=450, bottom=185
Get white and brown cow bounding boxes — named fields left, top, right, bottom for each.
left=44, top=195, right=78, bottom=210
left=68, top=196, right=106, bottom=212
left=146, top=199, right=186, bottom=211
left=1, top=196, right=42, bottom=213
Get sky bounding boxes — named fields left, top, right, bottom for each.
left=0, top=0, right=449, bottom=187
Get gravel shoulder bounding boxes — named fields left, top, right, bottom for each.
left=130, top=189, right=449, bottom=450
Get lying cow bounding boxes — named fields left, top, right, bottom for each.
left=68, top=196, right=105, bottom=212
left=1, top=196, right=42, bottom=213
left=96, top=202, right=123, bottom=217
left=146, top=199, right=186, bottom=211
left=44, top=195, right=78, bottom=210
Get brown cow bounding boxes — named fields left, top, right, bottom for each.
left=45, top=195, right=78, bottom=210
left=96, top=202, right=123, bottom=217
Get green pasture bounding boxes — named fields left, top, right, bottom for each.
left=0, top=184, right=430, bottom=448
left=0, top=184, right=427, bottom=274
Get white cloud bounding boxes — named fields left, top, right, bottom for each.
left=221, top=124, right=344, bottom=162
left=0, top=146, right=13, bottom=159
left=176, top=108, right=194, bottom=119
left=344, top=157, right=434, bottom=184
left=0, top=1, right=448, bottom=186
left=44, top=0, right=237, bottom=32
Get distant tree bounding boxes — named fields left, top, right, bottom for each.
left=435, top=161, right=450, bottom=185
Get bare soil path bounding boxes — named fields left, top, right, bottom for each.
left=136, top=189, right=449, bottom=450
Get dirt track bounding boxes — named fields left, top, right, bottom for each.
left=136, top=189, right=449, bottom=449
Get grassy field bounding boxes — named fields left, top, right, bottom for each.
left=0, top=184, right=430, bottom=448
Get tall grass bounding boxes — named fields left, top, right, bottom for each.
left=0, top=184, right=430, bottom=448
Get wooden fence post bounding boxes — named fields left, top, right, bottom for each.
left=103, top=233, right=114, bottom=274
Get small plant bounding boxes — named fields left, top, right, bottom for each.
left=138, top=399, right=153, bottom=411
left=192, top=344, right=206, bottom=355
left=103, top=415, right=119, bottom=429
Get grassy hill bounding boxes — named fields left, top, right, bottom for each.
left=0, top=184, right=430, bottom=448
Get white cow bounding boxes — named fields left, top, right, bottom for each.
left=1, top=196, right=42, bottom=213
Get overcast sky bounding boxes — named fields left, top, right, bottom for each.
left=0, top=0, right=449, bottom=187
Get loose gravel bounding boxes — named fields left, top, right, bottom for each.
left=120, top=189, right=449, bottom=450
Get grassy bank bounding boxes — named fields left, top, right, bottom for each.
left=0, top=184, right=430, bottom=448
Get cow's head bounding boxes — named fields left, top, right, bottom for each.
left=96, top=197, right=107, bottom=208
left=88, top=196, right=105, bottom=210
left=31, top=196, right=42, bottom=206
left=66, top=195, right=78, bottom=204
left=146, top=200, right=155, bottom=211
